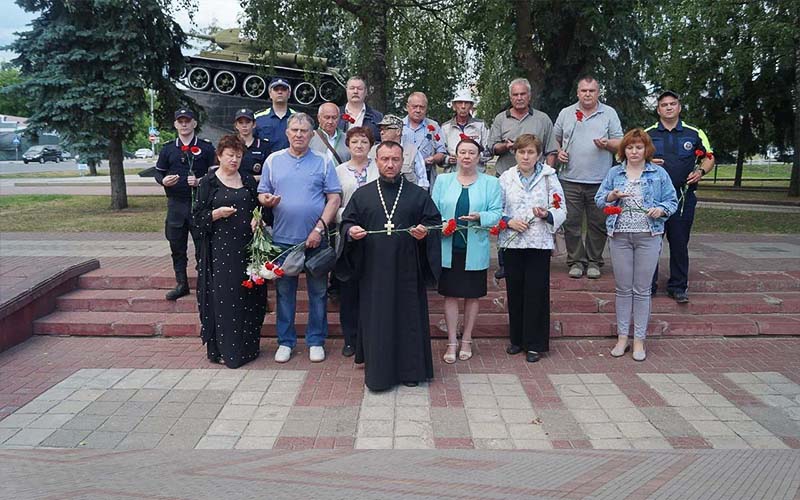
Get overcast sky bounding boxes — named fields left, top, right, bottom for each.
left=1, top=1, right=244, bottom=63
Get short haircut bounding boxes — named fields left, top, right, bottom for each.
left=317, top=102, right=339, bottom=117
left=455, top=138, right=484, bottom=155
left=375, top=140, right=403, bottom=156
left=509, top=78, right=531, bottom=94
left=287, top=112, right=314, bottom=129
left=216, top=134, right=246, bottom=157
left=346, top=76, right=367, bottom=87
left=513, top=133, right=541, bottom=154
left=617, top=128, right=656, bottom=162
left=345, top=126, right=375, bottom=148
left=576, top=74, right=598, bottom=86
left=407, top=91, right=428, bottom=105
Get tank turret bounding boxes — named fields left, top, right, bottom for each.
left=181, top=29, right=345, bottom=106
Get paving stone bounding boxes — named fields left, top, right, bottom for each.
left=66, top=389, right=106, bottom=402
left=771, top=384, right=800, bottom=396
left=227, top=391, right=264, bottom=405
left=116, top=432, right=164, bottom=450
left=581, top=423, right=622, bottom=439
left=148, top=401, right=190, bottom=418
left=280, top=419, right=321, bottom=437
left=741, top=383, right=778, bottom=395
left=507, top=423, right=547, bottom=439
left=173, top=371, right=214, bottom=391
left=668, top=374, right=702, bottom=384
left=113, top=369, right=161, bottom=389
left=362, top=391, right=396, bottom=407
left=739, top=406, right=800, bottom=437
left=28, top=413, right=73, bottom=429
left=81, top=401, right=124, bottom=416
left=726, top=420, right=773, bottom=437
left=395, top=394, right=428, bottom=407
left=539, top=410, right=583, bottom=439
left=357, top=420, right=394, bottom=438
left=243, top=420, right=285, bottom=437
left=252, top=406, right=291, bottom=421
left=562, top=397, right=600, bottom=410
left=701, top=394, right=735, bottom=407
left=462, top=395, right=498, bottom=409
left=571, top=409, right=609, bottom=424
left=619, top=422, right=662, bottom=439
left=0, top=413, right=40, bottom=428
left=317, top=418, right=356, bottom=437
left=195, top=435, right=237, bottom=449
left=260, top=392, right=297, bottom=407
left=754, top=372, right=792, bottom=384
left=182, top=403, right=223, bottom=420
left=690, top=420, right=737, bottom=437
left=676, top=406, right=717, bottom=421
left=323, top=407, right=358, bottom=420
left=708, top=406, right=752, bottom=422
left=61, top=415, right=107, bottom=432
left=487, top=374, right=519, bottom=385
left=432, top=419, right=471, bottom=438
left=590, top=438, right=632, bottom=449
left=96, top=389, right=137, bottom=402
left=742, top=436, right=790, bottom=449
left=354, top=437, right=393, bottom=449
left=16, top=400, right=58, bottom=414
left=0, top=428, right=20, bottom=443
left=193, top=390, right=232, bottom=404
left=273, top=370, right=305, bottom=381
left=706, top=436, right=750, bottom=449
left=129, top=389, right=168, bottom=403
left=759, top=395, right=796, bottom=408
left=269, top=381, right=304, bottom=394
left=156, top=433, right=202, bottom=449
left=660, top=393, right=702, bottom=407
left=216, top=405, right=257, bottom=420
left=513, top=439, right=553, bottom=449
left=80, top=431, right=126, bottom=449
left=460, top=383, right=494, bottom=396
left=287, top=407, right=325, bottom=421
left=234, top=436, right=276, bottom=449
left=143, top=369, right=189, bottom=390
left=207, top=419, right=248, bottom=437
left=548, top=374, right=582, bottom=385
left=48, top=400, right=91, bottom=416
left=133, top=416, right=178, bottom=434
left=97, top=416, right=141, bottom=433
left=114, top=401, right=158, bottom=417
left=161, top=390, right=200, bottom=404
left=468, top=422, right=509, bottom=439
left=4, top=428, right=55, bottom=446
left=170, top=417, right=212, bottom=435
left=500, top=409, right=539, bottom=424
left=595, top=395, right=635, bottom=409
left=630, top=438, right=672, bottom=450
left=394, top=421, right=432, bottom=438
left=604, top=408, right=647, bottom=423
left=578, top=374, right=612, bottom=384
left=205, top=378, right=243, bottom=392
left=458, top=374, right=490, bottom=384
left=34, top=387, right=76, bottom=401
left=586, top=384, right=623, bottom=396
left=394, top=436, right=434, bottom=449
left=85, top=369, right=132, bottom=389
left=679, top=383, right=716, bottom=395
left=473, top=438, right=514, bottom=449
left=466, top=408, right=503, bottom=423
left=491, top=384, right=526, bottom=397
left=39, top=429, right=91, bottom=448
left=725, top=372, right=761, bottom=384
left=559, top=384, right=592, bottom=397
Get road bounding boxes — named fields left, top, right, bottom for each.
left=0, top=159, right=155, bottom=175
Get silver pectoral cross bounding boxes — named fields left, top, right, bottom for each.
left=384, top=221, right=395, bottom=235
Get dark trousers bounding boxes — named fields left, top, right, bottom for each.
left=338, top=277, right=359, bottom=347
left=504, top=248, right=551, bottom=353
left=165, top=198, right=199, bottom=274
left=652, top=190, right=695, bottom=293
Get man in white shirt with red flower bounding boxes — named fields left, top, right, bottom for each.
left=402, top=91, right=446, bottom=188
left=337, top=76, right=383, bottom=143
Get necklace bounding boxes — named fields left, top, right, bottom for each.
left=376, top=177, right=404, bottom=235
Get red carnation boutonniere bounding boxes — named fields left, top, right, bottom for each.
left=694, top=149, right=704, bottom=158
left=342, top=113, right=355, bottom=124
left=427, top=124, right=436, bottom=132
left=575, top=110, right=584, bottom=122
left=552, top=193, right=562, bottom=209
left=442, top=218, right=457, bottom=236
left=603, top=206, right=623, bottom=216
left=180, top=145, right=190, bottom=152
left=459, top=133, right=470, bottom=141
left=434, top=134, right=441, bottom=141
left=190, top=146, right=201, bottom=156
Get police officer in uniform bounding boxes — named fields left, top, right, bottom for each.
left=233, top=108, right=272, bottom=181
left=254, top=78, right=296, bottom=151
left=154, top=109, right=216, bottom=300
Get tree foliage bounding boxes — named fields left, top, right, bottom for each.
left=9, top=0, right=193, bottom=209
left=0, top=65, right=31, bottom=116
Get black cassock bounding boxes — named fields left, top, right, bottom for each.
left=338, top=178, right=442, bottom=391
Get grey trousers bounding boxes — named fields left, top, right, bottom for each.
left=609, top=232, right=662, bottom=340
left=562, top=180, right=607, bottom=268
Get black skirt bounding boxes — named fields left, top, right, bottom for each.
left=438, top=251, right=487, bottom=298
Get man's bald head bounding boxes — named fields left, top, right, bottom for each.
left=317, top=102, right=340, bottom=136
left=406, top=92, right=428, bottom=124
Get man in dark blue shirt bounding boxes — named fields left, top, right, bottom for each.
left=646, top=91, right=715, bottom=303
left=154, top=109, right=216, bottom=300
left=254, top=78, right=296, bottom=152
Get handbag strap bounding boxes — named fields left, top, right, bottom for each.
left=316, top=217, right=333, bottom=246
left=316, top=130, right=343, bottom=164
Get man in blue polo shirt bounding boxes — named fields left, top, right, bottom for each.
left=646, top=91, right=715, bottom=303
left=254, top=78, right=296, bottom=151
left=258, top=113, right=342, bottom=363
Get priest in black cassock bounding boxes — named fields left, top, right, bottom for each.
left=337, top=140, right=442, bottom=391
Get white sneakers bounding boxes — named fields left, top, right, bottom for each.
left=274, top=345, right=292, bottom=363
left=309, top=346, right=325, bottom=363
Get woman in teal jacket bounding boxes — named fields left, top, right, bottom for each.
left=431, top=138, right=503, bottom=363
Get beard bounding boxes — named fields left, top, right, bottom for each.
left=379, top=173, right=400, bottom=184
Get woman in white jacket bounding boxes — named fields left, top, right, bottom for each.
left=335, top=127, right=378, bottom=357
left=498, top=134, right=566, bottom=363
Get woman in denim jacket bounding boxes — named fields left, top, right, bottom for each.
left=595, top=129, right=677, bottom=361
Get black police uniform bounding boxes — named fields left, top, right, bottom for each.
left=646, top=119, right=712, bottom=295
left=154, top=135, right=216, bottom=282
left=238, top=137, right=272, bottom=177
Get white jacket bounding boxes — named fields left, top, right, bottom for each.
left=498, top=164, right=567, bottom=249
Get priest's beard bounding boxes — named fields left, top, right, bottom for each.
left=379, top=174, right=401, bottom=184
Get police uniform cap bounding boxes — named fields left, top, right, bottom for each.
left=234, top=108, right=255, bottom=121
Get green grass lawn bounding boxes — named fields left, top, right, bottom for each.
left=0, top=168, right=146, bottom=179
left=0, top=195, right=166, bottom=232
left=693, top=208, right=799, bottom=234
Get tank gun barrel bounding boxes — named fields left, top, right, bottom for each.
left=252, top=52, right=329, bottom=68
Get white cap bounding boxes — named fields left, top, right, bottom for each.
left=450, top=89, right=475, bottom=105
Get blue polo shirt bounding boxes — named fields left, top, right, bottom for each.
left=646, top=120, right=712, bottom=192
left=257, top=148, right=342, bottom=245
left=254, top=107, right=296, bottom=152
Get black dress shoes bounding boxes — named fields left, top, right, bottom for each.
left=668, top=290, right=689, bottom=303
left=402, top=381, right=419, bottom=387
left=341, top=344, right=355, bottom=357
left=506, top=344, right=523, bottom=355
left=526, top=351, right=541, bottom=363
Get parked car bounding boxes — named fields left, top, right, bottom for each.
left=60, top=150, right=73, bottom=160
left=123, top=150, right=136, bottom=159
left=134, top=148, right=154, bottom=159
left=22, top=145, right=62, bottom=164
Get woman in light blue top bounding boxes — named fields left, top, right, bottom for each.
left=595, top=128, right=677, bottom=362
left=431, top=138, right=502, bottom=364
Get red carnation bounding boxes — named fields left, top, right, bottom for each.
left=241, top=279, right=253, bottom=289
left=190, top=146, right=201, bottom=155
left=273, top=267, right=285, bottom=278
left=342, top=113, right=355, bottom=124
left=442, top=219, right=457, bottom=236
left=694, top=149, right=704, bottom=157
left=434, top=134, right=440, bottom=141
left=427, top=124, right=436, bottom=132
left=459, top=133, right=470, bottom=141
left=575, top=110, right=584, bottom=122
left=603, top=206, right=623, bottom=216
left=489, top=226, right=500, bottom=236
left=498, top=219, right=508, bottom=230
left=705, top=152, right=714, bottom=160
left=181, top=145, right=190, bottom=152
left=552, top=192, right=562, bottom=209
left=264, top=261, right=274, bottom=271
left=254, top=277, right=265, bottom=286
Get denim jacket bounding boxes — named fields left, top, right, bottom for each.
left=595, top=162, right=678, bottom=236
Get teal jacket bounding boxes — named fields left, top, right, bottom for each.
left=431, top=172, right=503, bottom=270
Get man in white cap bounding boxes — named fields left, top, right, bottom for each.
left=441, top=90, right=490, bottom=173
left=254, top=78, right=296, bottom=151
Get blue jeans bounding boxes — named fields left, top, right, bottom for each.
left=274, top=244, right=329, bottom=349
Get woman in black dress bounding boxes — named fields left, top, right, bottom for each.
left=193, top=135, right=266, bottom=368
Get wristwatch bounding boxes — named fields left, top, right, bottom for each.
left=314, top=226, right=324, bottom=234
